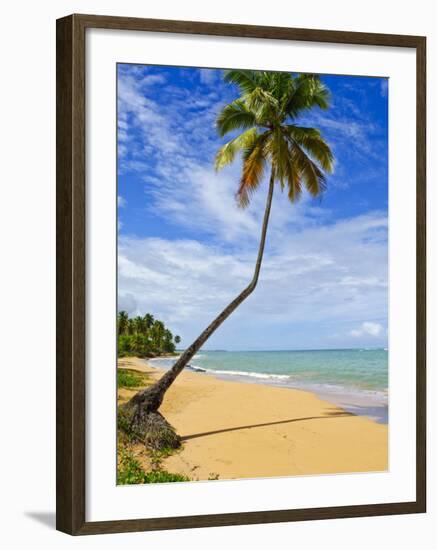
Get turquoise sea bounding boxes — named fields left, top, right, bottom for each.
left=150, top=348, right=389, bottom=424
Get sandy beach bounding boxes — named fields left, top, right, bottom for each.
left=118, top=357, right=388, bottom=481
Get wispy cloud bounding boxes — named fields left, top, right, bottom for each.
left=350, top=321, right=385, bottom=338
left=199, top=68, right=221, bottom=87
left=380, top=79, right=388, bottom=98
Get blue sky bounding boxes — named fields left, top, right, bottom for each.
left=117, top=64, right=388, bottom=350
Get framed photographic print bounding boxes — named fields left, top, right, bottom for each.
left=56, top=14, right=426, bottom=535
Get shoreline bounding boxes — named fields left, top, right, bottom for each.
left=148, top=356, right=388, bottom=425
left=118, top=357, right=388, bottom=481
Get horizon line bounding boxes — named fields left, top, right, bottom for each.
left=174, top=346, right=389, bottom=353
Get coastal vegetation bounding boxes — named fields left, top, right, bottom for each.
left=117, top=445, right=190, bottom=484
left=117, top=368, right=150, bottom=390
left=120, top=70, right=334, bottom=451
left=117, top=311, right=180, bottom=357
left=117, top=361, right=190, bottom=484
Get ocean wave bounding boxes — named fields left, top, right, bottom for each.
left=197, top=367, right=291, bottom=381
left=149, top=358, right=291, bottom=381
left=149, top=358, right=387, bottom=402
left=187, top=365, right=206, bottom=373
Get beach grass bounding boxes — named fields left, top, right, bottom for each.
left=117, top=368, right=150, bottom=389
left=117, top=444, right=189, bottom=484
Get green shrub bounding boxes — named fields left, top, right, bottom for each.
left=117, top=369, right=148, bottom=389
left=117, top=448, right=147, bottom=485
left=143, top=470, right=190, bottom=483
left=117, top=446, right=190, bottom=485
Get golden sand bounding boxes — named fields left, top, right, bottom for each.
left=118, top=357, right=388, bottom=481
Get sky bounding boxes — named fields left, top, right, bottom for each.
left=117, top=63, right=388, bottom=351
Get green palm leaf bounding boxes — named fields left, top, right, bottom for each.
left=290, top=142, right=327, bottom=197
left=216, top=99, right=257, bottom=137
left=284, top=74, right=330, bottom=118
left=214, top=128, right=259, bottom=171
left=223, top=69, right=260, bottom=96
left=285, top=125, right=334, bottom=172
left=237, top=133, right=269, bottom=208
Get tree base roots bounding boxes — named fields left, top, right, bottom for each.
left=120, top=405, right=181, bottom=451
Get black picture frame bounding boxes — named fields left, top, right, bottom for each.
left=56, top=13, right=426, bottom=535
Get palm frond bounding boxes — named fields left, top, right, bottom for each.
left=237, top=134, right=269, bottom=208
left=216, top=99, right=257, bottom=137
left=223, top=69, right=261, bottom=96
left=286, top=167, right=303, bottom=202
left=285, top=125, right=334, bottom=172
left=290, top=142, right=327, bottom=197
left=214, top=128, right=259, bottom=171
left=271, top=72, right=294, bottom=101
left=265, top=128, right=303, bottom=200
left=284, top=75, right=330, bottom=119
left=266, top=128, right=289, bottom=187
left=245, top=87, right=279, bottom=124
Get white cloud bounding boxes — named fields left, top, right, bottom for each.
left=117, top=74, right=180, bottom=164
left=149, top=162, right=260, bottom=241
left=380, top=79, right=388, bottom=98
left=311, top=116, right=373, bottom=140
left=350, top=321, right=384, bottom=338
left=199, top=69, right=220, bottom=86
left=302, top=94, right=386, bottom=165
left=118, top=211, right=388, bottom=347
left=117, top=195, right=127, bottom=207
left=139, top=73, right=167, bottom=86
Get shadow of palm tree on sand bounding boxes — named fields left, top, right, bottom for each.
left=181, top=409, right=354, bottom=441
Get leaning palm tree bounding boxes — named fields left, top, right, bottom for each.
left=121, top=70, right=333, bottom=449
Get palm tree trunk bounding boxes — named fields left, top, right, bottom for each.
left=121, top=171, right=275, bottom=449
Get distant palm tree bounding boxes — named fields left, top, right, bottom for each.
left=117, top=311, right=129, bottom=336
left=151, top=320, right=165, bottom=351
left=163, top=329, right=175, bottom=353
left=174, top=335, right=181, bottom=345
left=143, top=313, right=154, bottom=330
left=123, top=70, right=334, bottom=449
left=133, top=316, right=145, bottom=335
left=129, top=332, right=143, bottom=354
left=127, top=318, right=136, bottom=336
